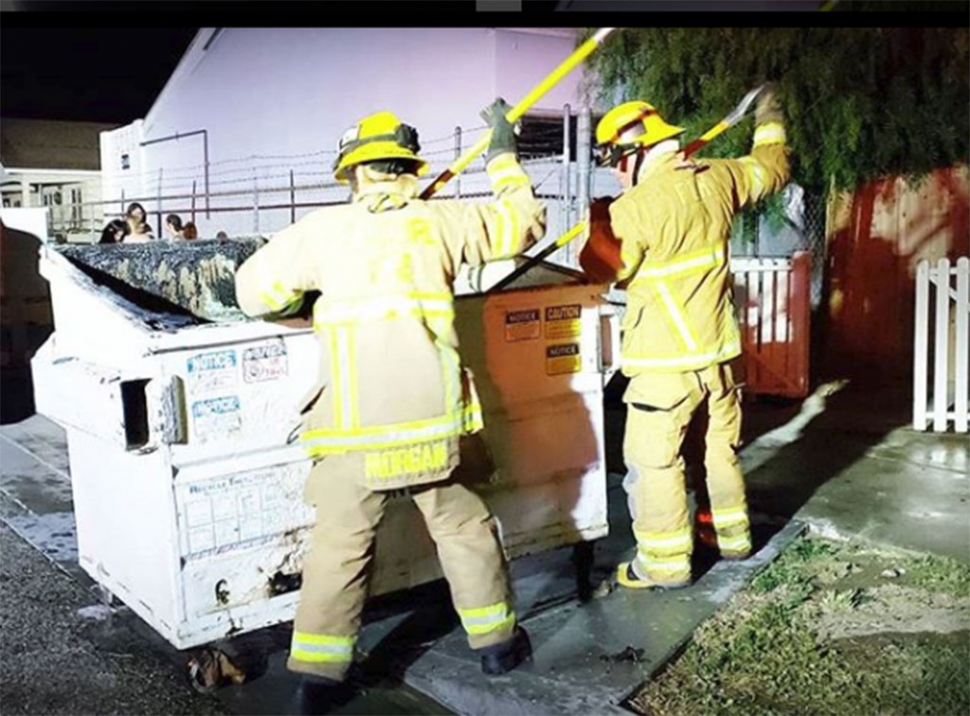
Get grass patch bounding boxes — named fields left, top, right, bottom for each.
left=629, top=537, right=970, bottom=716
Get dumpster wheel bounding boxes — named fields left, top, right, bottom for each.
left=187, top=647, right=247, bottom=694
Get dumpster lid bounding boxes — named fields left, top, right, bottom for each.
left=55, top=239, right=264, bottom=324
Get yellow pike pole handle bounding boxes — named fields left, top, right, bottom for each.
left=420, top=27, right=616, bottom=201
left=490, top=85, right=767, bottom=292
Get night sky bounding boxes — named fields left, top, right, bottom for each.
left=1, top=27, right=197, bottom=124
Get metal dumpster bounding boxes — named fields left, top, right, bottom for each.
left=31, top=239, right=619, bottom=651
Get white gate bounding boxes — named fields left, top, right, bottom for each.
left=913, top=257, right=970, bottom=433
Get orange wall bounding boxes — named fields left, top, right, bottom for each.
left=823, top=165, right=969, bottom=382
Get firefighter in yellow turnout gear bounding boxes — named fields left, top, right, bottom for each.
left=593, top=86, right=790, bottom=589
left=235, top=101, right=544, bottom=694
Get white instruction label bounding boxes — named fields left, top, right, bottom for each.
left=176, top=463, right=313, bottom=558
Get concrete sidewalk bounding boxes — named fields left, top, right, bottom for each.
left=1, top=378, right=967, bottom=715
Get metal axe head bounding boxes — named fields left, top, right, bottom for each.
left=724, top=84, right=767, bottom=127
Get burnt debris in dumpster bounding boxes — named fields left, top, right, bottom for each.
left=57, top=239, right=265, bottom=322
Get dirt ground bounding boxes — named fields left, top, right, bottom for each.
left=628, top=536, right=970, bottom=716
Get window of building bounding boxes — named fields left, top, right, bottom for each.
left=517, top=112, right=604, bottom=162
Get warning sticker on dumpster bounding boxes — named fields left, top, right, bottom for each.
left=242, top=340, right=288, bottom=384
left=545, top=343, right=581, bottom=375
left=505, top=308, right=540, bottom=342
left=544, top=304, right=582, bottom=340
left=190, top=395, right=242, bottom=441
left=186, top=349, right=238, bottom=395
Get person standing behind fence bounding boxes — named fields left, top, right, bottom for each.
left=124, top=203, right=153, bottom=243
left=165, top=214, right=186, bottom=240
left=592, top=84, right=790, bottom=590
left=235, top=100, right=544, bottom=712
left=99, top=219, right=129, bottom=245
left=183, top=222, right=198, bottom=240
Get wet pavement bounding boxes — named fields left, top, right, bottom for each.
left=1, top=376, right=967, bottom=714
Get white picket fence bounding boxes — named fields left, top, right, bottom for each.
left=913, top=256, right=970, bottom=433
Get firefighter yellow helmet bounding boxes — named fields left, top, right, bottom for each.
left=594, top=101, right=685, bottom=167
left=332, top=111, right=429, bottom=184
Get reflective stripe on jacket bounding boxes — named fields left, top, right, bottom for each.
left=610, top=120, right=790, bottom=375
left=235, top=153, right=546, bottom=488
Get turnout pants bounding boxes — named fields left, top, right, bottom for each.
left=287, top=454, right=516, bottom=682
left=622, top=362, right=751, bottom=585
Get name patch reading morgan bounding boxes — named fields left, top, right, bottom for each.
left=243, top=339, right=288, bottom=383
left=544, top=304, right=582, bottom=340
left=365, top=441, right=449, bottom=480
left=545, top=343, right=582, bottom=376
left=504, top=308, right=541, bottom=342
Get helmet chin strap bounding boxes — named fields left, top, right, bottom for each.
left=618, top=150, right=647, bottom=188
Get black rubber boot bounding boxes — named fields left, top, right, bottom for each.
left=480, top=626, right=532, bottom=676
left=296, top=674, right=354, bottom=716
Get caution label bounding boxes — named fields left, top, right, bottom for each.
left=243, top=339, right=288, bottom=384
left=544, top=304, right=582, bottom=340
left=505, top=308, right=541, bottom=342
left=545, top=343, right=582, bottom=376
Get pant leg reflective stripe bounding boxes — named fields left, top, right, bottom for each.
left=634, top=528, right=692, bottom=555
left=712, top=506, right=749, bottom=530
left=636, top=552, right=691, bottom=574
left=718, top=533, right=752, bottom=552
left=458, top=602, right=516, bottom=637
left=290, top=632, right=355, bottom=663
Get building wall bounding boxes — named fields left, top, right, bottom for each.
left=100, top=28, right=596, bottom=240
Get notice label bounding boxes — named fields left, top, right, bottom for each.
left=243, top=339, right=289, bottom=384
left=177, top=464, right=314, bottom=558
left=504, top=308, right=541, bottom=342
left=186, top=349, right=238, bottom=395
left=191, top=395, right=242, bottom=441
left=545, top=343, right=582, bottom=376
left=544, top=304, right=582, bottom=340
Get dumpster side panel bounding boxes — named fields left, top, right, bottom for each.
left=165, top=332, right=321, bottom=461
left=65, top=429, right=183, bottom=639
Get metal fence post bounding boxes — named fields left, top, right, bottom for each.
left=156, top=168, right=163, bottom=236
left=290, top=170, right=296, bottom=224
left=253, top=175, right=260, bottom=236
left=575, top=106, right=592, bottom=267
left=561, top=104, right=572, bottom=237
left=191, top=180, right=197, bottom=225
left=455, top=126, right=462, bottom=199
left=120, top=189, right=125, bottom=220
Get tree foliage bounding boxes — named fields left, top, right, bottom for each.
left=581, top=26, right=969, bottom=196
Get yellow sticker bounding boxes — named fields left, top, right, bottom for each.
left=365, top=441, right=449, bottom=480
left=505, top=308, right=541, bottom=342
left=544, top=304, right=582, bottom=340
left=546, top=343, right=581, bottom=376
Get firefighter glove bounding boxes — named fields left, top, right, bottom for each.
left=481, top=98, right=519, bottom=163
left=755, top=82, right=784, bottom=125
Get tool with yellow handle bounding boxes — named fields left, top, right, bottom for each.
left=490, top=85, right=768, bottom=292
left=419, top=27, right=616, bottom=201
